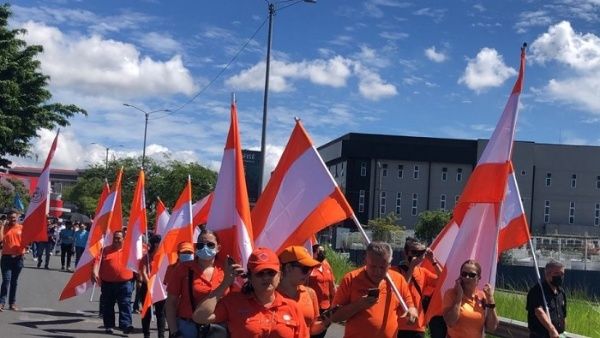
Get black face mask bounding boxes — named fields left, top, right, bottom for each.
left=316, top=252, right=326, bottom=262
left=550, top=275, right=564, bottom=287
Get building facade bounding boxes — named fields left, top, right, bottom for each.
left=318, top=133, right=600, bottom=236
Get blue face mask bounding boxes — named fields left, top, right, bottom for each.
left=179, top=253, right=194, bottom=262
left=196, top=246, right=217, bottom=261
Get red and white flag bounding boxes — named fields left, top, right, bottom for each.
left=122, top=169, right=147, bottom=272
left=252, top=120, right=354, bottom=253
left=141, top=178, right=193, bottom=316
left=21, top=131, right=59, bottom=245
left=205, top=99, right=253, bottom=268
left=154, top=198, right=170, bottom=236
left=425, top=46, right=528, bottom=322
left=60, top=170, right=122, bottom=300
left=498, top=163, right=531, bottom=253
left=192, top=193, right=214, bottom=243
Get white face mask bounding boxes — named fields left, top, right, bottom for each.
left=196, top=246, right=217, bottom=261
left=179, top=253, right=194, bottom=262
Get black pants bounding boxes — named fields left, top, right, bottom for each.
left=36, top=242, right=52, bottom=268
left=397, top=330, right=424, bottom=338
left=75, top=246, right=85, bottom=267
left=139, top=282, right=166, bottom=338
left=60, top=243, right=74, bottom=269
left=428, top=315, right=447, bottom=338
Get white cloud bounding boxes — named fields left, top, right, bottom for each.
left=137, top=32, right=182, bottom=55
left=20, top=21, right=196, bottom=99
left=530, top=21, right=600, bottom=113
left=458, top=48, right=517, bottom=92
left=514, top=10, right=552, bottom=33
left=379, top=31, right=409, bottom=40
left=353, top=64, right=398, bottom=101
left=424, top=46, right=447, bottom=62
left=413, top=7, right=447, bottom=23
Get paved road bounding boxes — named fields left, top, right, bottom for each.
left=0, top=255, right=344, bottom=337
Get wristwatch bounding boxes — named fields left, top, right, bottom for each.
left=484, top=303, right=496, bottom=309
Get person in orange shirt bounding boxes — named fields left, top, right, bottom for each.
left=278, top=245, right=330, bottom=336
left=193, top=247, right=309, bottom=338
left=138, top=234, right=166, bottom=338
left=331, top=241, right=418, bottom=338
left=442, top=259, right=499, bottom=338
left=0, top=209, right=25, bottom=311
left=395, top=237, right=442, bottom=338
left=92, top=230, right=135, bottom=334
left=166, top=230, right=227, bottom=338
left=307, top=243, right=337, bottom=338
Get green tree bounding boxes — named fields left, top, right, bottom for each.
left=63, top=156, right=217, bottom=218
left=0, top=4, right=85, bottom=168
left=367, top=213, right=404, bottom=243
left=0, top=177, right=29, bottom=211
left=414, top=210, right=452, bottom=244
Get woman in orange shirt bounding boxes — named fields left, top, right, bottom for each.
left=193, top=247, right=309, bottom=338
left=442, top=259, right=499, bottom=338
left=278, top=246, right=330, bottom=336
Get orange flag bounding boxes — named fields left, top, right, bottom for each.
left=122, top=169, right=147, bottom=272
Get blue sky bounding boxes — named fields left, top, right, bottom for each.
left=7, top=0, right=600, bottom=174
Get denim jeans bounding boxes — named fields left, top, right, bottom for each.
left=37, top=242, right=52, bottom=268
left=75, top=246, right=85, bottom=267
left=176, top=319, right=227, bottom=338
left=101, top=280, right=133, bottom=329
left=0, top=255, right=24, bottom=306
left=60, top=243, right=74, bottom=269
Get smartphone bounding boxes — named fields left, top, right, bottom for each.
left=319, top=306, right=339, bottom=319
left=367, top=288, right=380, bottom=298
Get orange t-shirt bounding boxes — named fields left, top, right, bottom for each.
left=163, top=262, right=178, bottom=286
left=332, top=267, right=414, bottom=338
left=442, top=288, right=486, bottom=338
left=98, top=246, right=134, bottom=282
left=214, top=291, right=309, bottom=338
left=166, top=262, right=225, bottom=320
left=396, top=266, right=438, bottom=332
left=1, top=224, right=25, bottom=256
left=280, top=285, right=319, bottom=328
left=307, top=260, right=336, bottom=310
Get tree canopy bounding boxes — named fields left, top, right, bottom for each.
left=63, top=157, right=217, bottom=218
left=414, top=209, right=452, bottom=244
left=0, top=177, right=29, bottom=212
left=0, top=4, right=86, bottom=168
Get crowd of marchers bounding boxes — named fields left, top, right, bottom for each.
left=1, top=208, right=567, bottom=338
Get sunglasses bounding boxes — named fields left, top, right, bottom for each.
left=460, top=271, right=478, bottom=279
left=291, top=263, right=312, bottom=274
left=255, top=269, right=278, bottom=278
left=196, top=242, right=216, bottom=250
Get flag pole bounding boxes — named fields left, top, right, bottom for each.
left=350, top=214, right=409, bottom=312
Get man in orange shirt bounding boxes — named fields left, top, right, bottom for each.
left=331, top=241, right=418, bottom=338
left=307, top=243, right=336, bottom=338
left=93, top=230, right=135, bottom=334
left=395, top=237, right=442, bottom=338
left=0, top=209, right=25, bottom=311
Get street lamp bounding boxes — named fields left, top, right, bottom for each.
left=90, top=143, right=123, bottom=175
left=122, top=104, right=171, bottom=169
left=258, top=0, right=316, bottom=195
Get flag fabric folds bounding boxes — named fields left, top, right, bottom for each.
left=192, top=193, right=214, bottom=243
left=59, top=172, right=118, bottom=300
left=122, top=169, right=147, bottom=272
left=205, top=100, right=253, bottom=268
left=21, top=131, right=59, bottom=245
left=498, top=163, right=531, bottom=253
left=141, top=178, right=193, bottom=316
left=252, top=120, right=354, bottom=253
left=425, top=46, right=528, bottom=322
left=154, top=198, right=169, bottom=236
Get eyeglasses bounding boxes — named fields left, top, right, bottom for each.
left=291, top=263, right=312, bottom=274
left=460, top=271, right=478, bottom=279
left=255, top=269, right=278, bottom=278
left=196, top=242, right=216, bottom=250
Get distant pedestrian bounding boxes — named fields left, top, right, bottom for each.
left=526, top=260, right=567, bottom=338
left=37, top=220, right=56, bottom=269
left=0, top=209, right=25, bottom=311
left=74, top=222, right=89, bottom=267
left=93, top=230, right=134, bottom=334
left=59, top=222, right=76, bottom=271
left=138, top=234, right=166, bottom=338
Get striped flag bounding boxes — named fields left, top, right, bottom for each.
left=122, top=169, right=147, bottom=272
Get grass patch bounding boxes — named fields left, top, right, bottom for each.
left=324, top=246, right=355, bottom=283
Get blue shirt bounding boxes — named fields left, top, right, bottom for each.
left=74, top=229, right=89, bottom=248
left=59, top=228, right=76, bottom=245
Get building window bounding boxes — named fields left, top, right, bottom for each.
left=571, top=174, right=577, bottom=188
left=381, top=163, right=388, bottom=177
left=358, top=190, right=365, bottom=213
left=334, top=165, right=339, bottom=178
left=521, top=170, right=526, bottom=176
left=595, top=203, right=600, bottom=226
left=413, top=165, right=420, bottom=180
left=456, top=168, right=463, bottom=182
left=340, top=162, right=345, bottom=176
left=379, top=191, right=386, bottom=216
left=545, top=172, right=552, bottom=187
left=597, top=176, right=600, bottom=189
left=398, top=165, right=404, bottom=179
left=441, top=167, right=448, bottom=181
left=440, top=194, right=447, bottom=211
left=396, top=192, right=402, bottom=215
left=569, top=201, right=575, bottom=224
left=360, top=162, right=367, bottom=177
left=455, top=195, right=460, bottom=204
left=412, top=193, right=418, bottom=216
left=544, top=200, right=550, bottom=224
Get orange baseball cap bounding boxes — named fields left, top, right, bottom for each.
left=279, top=246, right=320, bottom=268
left=247, top=247, right=280, bottom=273
left=177, top=241, right=194, bottom=253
